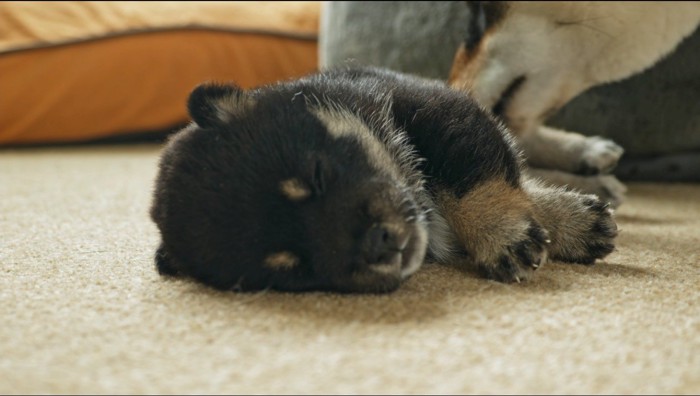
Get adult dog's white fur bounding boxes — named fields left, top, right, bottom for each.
left=449, top=1, right=700, bottom=206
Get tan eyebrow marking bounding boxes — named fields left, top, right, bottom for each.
left=264, top=251, right=300, bottom=270
left=279, top=178, right=311, bottom=201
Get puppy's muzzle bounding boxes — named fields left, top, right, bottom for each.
left=363, top=223, right=410, bottom=267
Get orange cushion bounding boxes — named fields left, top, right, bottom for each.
left=0, top=1, right=320, bottom=145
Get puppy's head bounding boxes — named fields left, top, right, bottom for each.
left=150, top=82, right=428, bottom=293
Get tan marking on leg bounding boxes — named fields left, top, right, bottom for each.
left=436, top=178, right=533, bottom=263
left=264, top=252, right=300, bottom=270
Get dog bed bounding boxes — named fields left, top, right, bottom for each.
left=0, top=1, right=320, bottom=145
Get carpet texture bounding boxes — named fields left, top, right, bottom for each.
left=1, top=144, right=699, bottom=394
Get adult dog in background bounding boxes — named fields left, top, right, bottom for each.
left=449, top=1, right=700, bottom=206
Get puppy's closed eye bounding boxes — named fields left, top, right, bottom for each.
left=311, top=159, right=326, bottom=195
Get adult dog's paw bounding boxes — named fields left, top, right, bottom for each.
left=579, top=136, right=624, bottom=175
left=590, top=174, right=627, bottom=208
left=527, top=168, right=628, bottom=208
left=478, top=221, right=550, bottom=283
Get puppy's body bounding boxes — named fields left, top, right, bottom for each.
left=151, top=66, right=617, bottom=293
left=450, top=1, right=700, bottom=206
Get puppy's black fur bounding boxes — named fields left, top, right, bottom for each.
left=150, top=66, right=617, bottom=293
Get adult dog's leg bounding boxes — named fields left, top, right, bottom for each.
left=520, top=125, right=624, bottom=176
left=525, top=168, right=627, bottom=208
left=517, top=125, right=627, bottom=206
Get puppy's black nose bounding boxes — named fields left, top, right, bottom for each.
left=363, top=225, right=402, bottom=264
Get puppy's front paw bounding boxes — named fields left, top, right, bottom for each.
left=435, top=180, right=551, bottom=284
left=548, top=194, right=618, bottom=265
left=579, top=136, right=624, bottom=175
left=477, top=221, right=550, bottom=283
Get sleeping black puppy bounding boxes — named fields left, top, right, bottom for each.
left=150, top=66, right=617, bottom=293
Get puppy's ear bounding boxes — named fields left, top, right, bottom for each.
left=187, top=82, right=253, bottom=128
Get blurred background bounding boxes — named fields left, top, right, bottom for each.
left=2, top=1, right=699, bottom=179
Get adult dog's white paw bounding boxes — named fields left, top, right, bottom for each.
left=587, top=174, right=627, bottom=208
left=525, top=168, right=627, bottom=208
left=579, top=136, right=624, bottom=175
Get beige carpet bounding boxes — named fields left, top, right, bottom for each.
left=1, top=144, right=699, bottom=395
